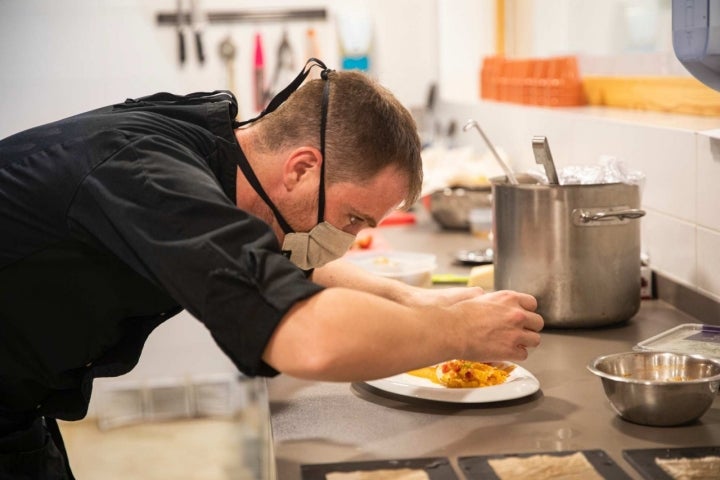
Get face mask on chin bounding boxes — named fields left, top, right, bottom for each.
left=235, top=58, right=356, bottom=271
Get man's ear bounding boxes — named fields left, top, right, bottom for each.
left=282, top=146, right=322, bottom=191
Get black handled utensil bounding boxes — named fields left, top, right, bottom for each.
left=176, top=0, right=185, bottom=65
left=190, top=0, right=204, bottom=64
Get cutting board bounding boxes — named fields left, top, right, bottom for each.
left=301, top=457, right=458, bottom=480
left=623, top=446, right=720, bottom=480
left=458, top=449, right=631, bottom=480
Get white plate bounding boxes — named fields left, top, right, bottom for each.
left=365, top=363, right=540, bottom=403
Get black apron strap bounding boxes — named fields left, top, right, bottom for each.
left=45, top=417, right=75, bottom=480
left=233, top=57, right=333, bottom=234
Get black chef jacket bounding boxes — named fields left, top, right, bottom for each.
left=0, top=91, right=324, bottom=421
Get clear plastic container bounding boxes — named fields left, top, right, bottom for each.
left=344, top=251, right=437, bottom=288
left=634, top=323, right=720, bottom=360
left=468, top=207, right=493, bottom=240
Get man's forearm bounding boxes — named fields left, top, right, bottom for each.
left=262, top=287, right=460, bottom=381
left=262, top=286, right=544, bottom=382
left=311, top=258, right=421, bottom=304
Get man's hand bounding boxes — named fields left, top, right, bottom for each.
left=449, top=290, right=543, bottom=362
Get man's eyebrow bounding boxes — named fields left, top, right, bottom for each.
left=356, top=210, right=378, bottom=228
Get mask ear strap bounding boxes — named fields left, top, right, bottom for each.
left=235, top=150, right=294, bottom=234
left=234, top=58, right=332, bottom=235
left=236, top=58, right=328, bottom=127
left=317, top=68, right=332, bottom=224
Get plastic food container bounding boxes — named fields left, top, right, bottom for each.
left=634, top=323, right=720, bottom=360
left=344, top=251, right=437, bottom=288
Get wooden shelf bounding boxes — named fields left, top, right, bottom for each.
left=582, top=76, right=720, bottom=117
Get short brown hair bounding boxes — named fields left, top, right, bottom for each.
left=253, top=70, right=422, bottom=209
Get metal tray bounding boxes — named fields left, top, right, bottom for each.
left=458, top=449, right=631, bottom=480
left=634, top=323, right=720, bottom=360
left=301, top=457, right=458, bottom=480
left=454, top=248, right=493, bottom=266
left=623, top=446, right=720, bottom=480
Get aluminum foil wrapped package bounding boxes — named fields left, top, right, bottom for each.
left=528, top=156, right=645, bottom=191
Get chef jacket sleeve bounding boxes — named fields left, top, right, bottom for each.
left=66, top=133, right=324, bottom=376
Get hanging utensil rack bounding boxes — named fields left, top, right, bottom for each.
left=157, top=8, right=327, bottom=26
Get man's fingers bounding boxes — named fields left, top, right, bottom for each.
left=525, top=312, right=544, bottom=333
left=516, top=292, right=538, bottom=312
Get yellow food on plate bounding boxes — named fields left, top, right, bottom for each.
left=408, top=360, right=514, bottom=388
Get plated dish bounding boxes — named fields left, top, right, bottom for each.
left=365, top=362, right=539, bottom=403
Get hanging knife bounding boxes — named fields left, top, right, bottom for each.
left=190, top=0, right=205, bottom=64
left=176, top=0, right=186, bottom=65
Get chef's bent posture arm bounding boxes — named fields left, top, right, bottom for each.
left=263, top=264, right=543, bottom=382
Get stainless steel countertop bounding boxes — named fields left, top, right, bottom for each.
left=268, top=212, right=720, bottom=480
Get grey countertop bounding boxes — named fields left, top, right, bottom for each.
left=267, top=212, right=720, bottom=480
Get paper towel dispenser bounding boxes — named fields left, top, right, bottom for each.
left=673, top=0, right=720, bottom=92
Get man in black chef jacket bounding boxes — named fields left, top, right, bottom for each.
left=0, top=59, right=543, bottom=478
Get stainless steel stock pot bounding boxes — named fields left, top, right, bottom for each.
left=492, top=174, right=646, bottom=328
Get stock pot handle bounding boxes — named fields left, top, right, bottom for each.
left=576, top=208, right=646, bottom=224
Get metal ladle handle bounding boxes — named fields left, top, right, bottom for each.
left=532, top=136, right=560, bottom=185
left=463, top=120, right=519, bottom=185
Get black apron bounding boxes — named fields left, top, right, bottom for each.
left=0, top=412, right=72, bottom=479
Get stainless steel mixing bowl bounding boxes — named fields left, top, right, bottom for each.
left=587, top=351, right=720, bottom=426
left=427, top=186, right=492, bottom=230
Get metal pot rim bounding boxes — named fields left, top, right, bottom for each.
left=492, top=179, right=634, bottom=190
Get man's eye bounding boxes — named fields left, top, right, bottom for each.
left=349, top=215, right=361, bottom=226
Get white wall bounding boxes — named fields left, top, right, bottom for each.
left=0, top=0, right=438, bottom=139
left=437, top=0, right=494, bottom=103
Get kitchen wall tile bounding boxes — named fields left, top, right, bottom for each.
left=440, top=102, right=608, bottom=175
left=696, top=130, right=720, bottom=231
left=642, top=210, right=697, bottom=288
left=572, top=121, right=696, bottom=223
left=696, top=226, right=720, bottom=302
